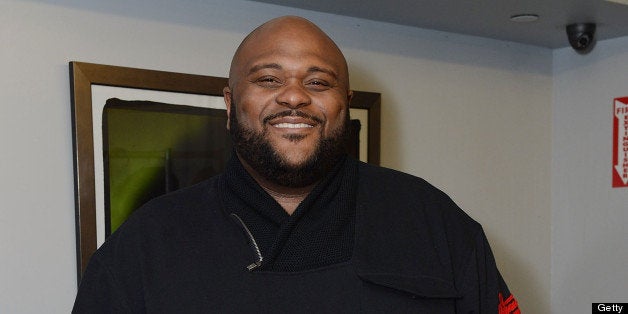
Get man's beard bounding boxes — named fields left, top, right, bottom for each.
left=229, top=103, right=349, bottom=188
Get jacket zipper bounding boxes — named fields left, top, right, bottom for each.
left=230, top=213, right=263, bottom=271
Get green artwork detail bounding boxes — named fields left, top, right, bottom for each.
left=103, top=99, right=230, bottom=235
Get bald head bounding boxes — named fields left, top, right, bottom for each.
left=222, top=16, right=353, bottom=191
left=228, top=16, right=350, bottom=90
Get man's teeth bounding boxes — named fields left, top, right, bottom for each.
left=274, top=123, right=313, bottom=129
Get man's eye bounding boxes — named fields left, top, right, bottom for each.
left=255, top=77, right=282, bottom=87
left=307, top=80, right=330, bottom=90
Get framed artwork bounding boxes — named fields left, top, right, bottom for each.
left=69, top=61, right=381, bottom=282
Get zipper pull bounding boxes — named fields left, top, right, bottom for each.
left=247, top=260, right=262, bottom=271
left=231, top=213, right=264, bottom=271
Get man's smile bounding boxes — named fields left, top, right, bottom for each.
left=265, top=110, right=322, bottom=133
left=273, top=122, right=314, bottom=129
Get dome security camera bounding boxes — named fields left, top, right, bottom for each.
left=566, top=23, right=596, bottom=53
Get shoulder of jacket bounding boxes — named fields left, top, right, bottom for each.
left=356, top=161, right=481, bottom=231
left=104, top=176, right=224, bottom=244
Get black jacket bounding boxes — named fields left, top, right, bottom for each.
left=73, top=158, right=516, bottom=313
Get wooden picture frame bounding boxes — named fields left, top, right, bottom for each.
left=69, top=61, right=380, bottom=283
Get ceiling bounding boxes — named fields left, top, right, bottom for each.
left=251, top=0, right=628, bottom=49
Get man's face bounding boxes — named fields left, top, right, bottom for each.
left=224, top=18, right=352, bottom=187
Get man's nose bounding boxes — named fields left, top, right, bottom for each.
left=275, top=83, right=311, bottom=109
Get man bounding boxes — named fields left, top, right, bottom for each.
left=73, top=16, right=519, bottom=313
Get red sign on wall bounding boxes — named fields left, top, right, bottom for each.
left=613, top=97, right=628, bottom=188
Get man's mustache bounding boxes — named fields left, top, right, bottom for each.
left=263, top=110, right=324, bottom=124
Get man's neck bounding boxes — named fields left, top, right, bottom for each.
left=238, top=157, right=317, bottom=215
left=259, top=186, right=310, bottom=215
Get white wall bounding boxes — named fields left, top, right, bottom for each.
left=552, top=37, right=628, bottom=313
left=1, top=0, right=552, bottom=312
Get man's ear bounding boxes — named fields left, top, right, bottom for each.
left=347, top=90, right=354, bottom=105
left=223, top=86, right=232, bottom=130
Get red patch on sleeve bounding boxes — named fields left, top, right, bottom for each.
left=498, top=292, right=521, bottom=314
